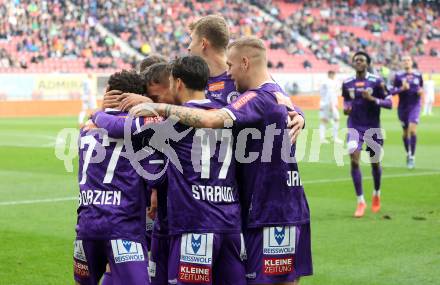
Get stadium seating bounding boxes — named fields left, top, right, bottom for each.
left=271, top=0, right=440, bottom=72
left=0, top=0, right=438, bottom=73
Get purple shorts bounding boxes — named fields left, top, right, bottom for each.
left=73, top=239, right=149, bottom=285
left=149, top=235, right=169, bottom=285
left=243, top=224, right=313, bottom=284
left=346, top=128, right=384, bottom=156
left=398, top=104, right=421, bottom=128
left=168, top=233, right=246, bottom=285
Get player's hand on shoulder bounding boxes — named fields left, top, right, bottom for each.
left=102, top=89, right=122, bottom=109
left=119, top=93, right=152, bottom=111
left=287, top=110, right=305, bottom=144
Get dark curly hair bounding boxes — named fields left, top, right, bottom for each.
left=107, top=69, right=146, bottom=95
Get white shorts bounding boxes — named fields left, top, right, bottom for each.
left=319, top=106, right=339, bottom=121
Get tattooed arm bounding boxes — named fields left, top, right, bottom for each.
left=130, top=102, right=233, bottom=129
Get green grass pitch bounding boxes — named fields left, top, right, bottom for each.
left=0, top=108, right=439, bottom=284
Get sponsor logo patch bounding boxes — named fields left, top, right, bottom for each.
left=73, top=240, right=87, bottom=262
left=148, top=260, right=156, bottom=278
left=355, top=81, right=365, bottom=87
left=144, top=116, right=164, bottom=125
left=146, top=216, right=154, bottom=232
left=74, top=259, right=90, bottom=278
left=263, top=256, right=294, bottom=275
left=180, top=233, right=213, bottom=265
left=263, top=226, right=296, bottom=255
left=208, top=81, right=225, bottom=91
left=111, top=239, right=145, bottom=264
left=232, top=91, right=257, bottom=110
left=179, top=263, right=211, bottom=283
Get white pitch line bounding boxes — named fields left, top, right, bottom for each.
left=1, top=171, right=439, bottom=206
left=0, top=196, right=76, bottom=206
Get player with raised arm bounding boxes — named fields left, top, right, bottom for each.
left=319, top=70, right=342, bottom=144
left=342, top=51, right=392, bottom=218
left=130, top=37, right=312, bottom=285
left=74, top=70, right=151, bottom=285
left=92, top=56, right=247, bottom=285
left=90, top=63, right=177, bottom=285
left=391, top=55, right=424, bottom=169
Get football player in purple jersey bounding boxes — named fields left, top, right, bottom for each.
left=187, top=15, right=239, bottom=107
left=74, top=70, right=151, bottom=285
left=88, top=63, right=176, bottom=285
left=342, top=51, right=392, bottom=217
left=130, top=37, right=311, bottom=285
left=92, top=56, right=247, bottom=285
left=390, top=55, right=424, bottom=169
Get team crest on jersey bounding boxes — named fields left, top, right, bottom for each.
left=413, top=78, right=420, bottom=85
left=111, top=239, right=145, bottom=264
left=232, top=91, right=257, bottom=110
left=180, top=233, right=213, bottom=265
left=263, top=226, right=296, bottom=255
left=227, top=91, right=240, bottom=104
left=73, top=240, right=87, bottom=262
left=208, top=81, right=225, bottom=91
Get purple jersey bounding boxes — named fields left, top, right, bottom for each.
left=76, top=111, right=149, bottom=242
left=205, top=72, right=239, bottom=107
left=223, top=82, right=310, bottom=228
left=93, top=103, right=242, bottom=235
left=165, top=99, right=241, bottom=235
left=342, top=73, right=391, bottom=131
left=91, top=111, right=169, bottom=237
left=391, top=70, right=423, bottom=110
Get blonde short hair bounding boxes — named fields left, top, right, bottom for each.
left=189, top=15, right=230, bottom=51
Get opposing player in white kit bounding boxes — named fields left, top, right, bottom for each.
left=423, top=72, right=435, bottom=116
left=319, top=70, right=342, bottom=143
left=79, top=73, right=97, bottom=125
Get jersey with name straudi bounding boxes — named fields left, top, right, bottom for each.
left=205, top=72, right=240, bottom=108
left=392, top=70, right=423, bottom=110
left=166, top=99, right=241, bottom=235
left=76, top=111, right=149, bottom=242
left=342, top=73, right=387, bottom=131
left=223, top=82, right=310, bottom=229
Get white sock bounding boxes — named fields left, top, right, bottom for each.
left=319, top=124, right=326, bottom=140
left=357, top=195, right=365, bottom=204
left=333, top=121, right=339, bottom=139
left=373, top=190, right=381, bottom=197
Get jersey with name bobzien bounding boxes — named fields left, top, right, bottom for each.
left=76, top=111, right=149, bottom=242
